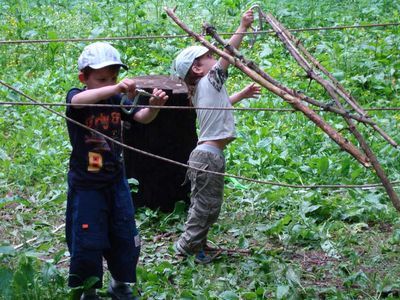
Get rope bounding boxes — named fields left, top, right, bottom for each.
left=1, top=79, right=400, bottom=190
left=0, top=100, right=294, bottom=112
left=0, top=22, right=399, bottom=45
left=1, top=100, right=400, bottom=112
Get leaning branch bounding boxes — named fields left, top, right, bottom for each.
left=165, top=7, right=370, bottom=168
left=263, top=12, right=400, bottom=211
left=203, top=23, right=376, bottom=126
left=264, top=13, right=398, bottom=148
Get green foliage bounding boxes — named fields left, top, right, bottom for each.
left=1, top=0, right=400, bottom=298
left=0, top=253, right=67, bottom=300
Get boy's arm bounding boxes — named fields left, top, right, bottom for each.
left=219, top=9, right=254, bottom=72
left=71, top=78, right=136, bottom=107
left=229, top=83, right=261, bottom=105
left=133, top=88, right=169, bottom=124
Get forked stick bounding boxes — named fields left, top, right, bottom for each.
left=262, top=12, right=400, bottom=211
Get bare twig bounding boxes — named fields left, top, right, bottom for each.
left=205, top=244, right=251, bottom=255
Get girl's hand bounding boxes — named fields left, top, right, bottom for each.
left=240, top=9, right=254, bottom=30
left=241, top=83, right=261, bottom=99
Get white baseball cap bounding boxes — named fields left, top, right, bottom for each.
left=78, top=42, right=128, bottom=71
left=173, top=45, right=209, bottom=79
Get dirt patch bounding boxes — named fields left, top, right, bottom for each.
left=293, top=250, right=339, bottom=269
left=289, top=250, right=344, bottom=290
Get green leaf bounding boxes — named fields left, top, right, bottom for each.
left=47, top=30, right=58, bottom=40
left=321, top=240, right=339, bottom=258
left=265, top=215, right=292, bottom=235
left=260, top=44, right=273, bottom=58
left=300, top=201, right=321, bottom=217
left=317, top=157, right=329, bottom=174
left=0, top=245, right=16, bottom=255
left=128, top=178, right=139, bottom=185
left=128, top=177, right=139, bottom=193
left=0, top=196, right=30, bottom=209
left=0, top=267, right=13, bottom=299
left=12, top=256, right=36, bottom=295
left=226, top=177, right=248, bottom=190
left=242, top=292, right=257, bottom=300
left=332, top=71, right=345, bottom=81
left=41, top=263, right=58, bottom=284
left=276, top=285, right=290, bottom=299
left=219, top=291, right=239, bottom=300
left=286, top=267, right=302, bottom=287
left=90, top=26, right=104, bottom=37
left=340, top=158, right=351, bottom=176
left=83, top=276, right=100, bottom=290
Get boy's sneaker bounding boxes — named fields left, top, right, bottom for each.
left=107, top=283, right=139, bottom=300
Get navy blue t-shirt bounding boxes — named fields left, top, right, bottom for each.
left=66, top=88, right=141, bottom=189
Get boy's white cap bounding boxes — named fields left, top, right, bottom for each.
left=78, top=42, right=128, bottom=71
left=173, top=45, right=209, bottom=79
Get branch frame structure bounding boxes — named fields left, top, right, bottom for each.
left=164, top=7, right=400, bottom=212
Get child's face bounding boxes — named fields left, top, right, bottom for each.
left=194, top=52, right=217, bottom=76
left=82, top=66, right=120, bottom=89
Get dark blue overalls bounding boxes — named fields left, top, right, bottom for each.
left=66, top=176, right=140, bottom=288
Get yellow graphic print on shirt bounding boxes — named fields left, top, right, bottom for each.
left=88, top=151, right=103, bottom=172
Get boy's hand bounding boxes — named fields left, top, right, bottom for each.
left=117, top=78, right=137, bottom=99
left=149, top=88, right=169, bottom=107
left=240, top=83, right=261, bottom=99
left=240, top=9, right=254, bottom=30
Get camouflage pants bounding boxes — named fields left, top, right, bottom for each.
left=177, top=145, right=225, bottom=253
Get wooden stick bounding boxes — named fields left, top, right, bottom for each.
left=165, top=7, right=370, bottom=168
left=203, top=23, right=376, bottom=126
left=264, top=13, right=400, bottom=211
left=205, top=244, right=251, bottom=255
left=265, top=13, right=398, bottom=148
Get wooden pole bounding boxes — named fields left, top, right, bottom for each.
left=265, top=13, right=398, bottom=148
left=263, top=13, right=400, bottom=211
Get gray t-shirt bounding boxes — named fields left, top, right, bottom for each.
left=192, top=62, right=236, bottom=143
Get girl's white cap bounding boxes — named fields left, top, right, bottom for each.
left=172, top=46, right=209, bottom=79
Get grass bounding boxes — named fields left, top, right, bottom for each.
left=1, top=0, right=400, bottom=298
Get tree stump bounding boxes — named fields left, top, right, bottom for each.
left=123, top=75, right=197, bottom=212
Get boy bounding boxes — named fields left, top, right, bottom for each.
left=173, top=10, right=261, bottom=263
left=65, top=42, right=168, bottom=299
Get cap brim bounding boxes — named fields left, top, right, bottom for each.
left=195, top=47, right=210, bottom=58
left=89, top=61, right=128, bottom=70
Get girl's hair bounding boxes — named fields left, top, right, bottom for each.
left=183, top=59, right=202, bottom=103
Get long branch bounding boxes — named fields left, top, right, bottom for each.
left=165, top=7, right=370, bottom=167
left=264, top=12, right=400, bottom=211
left=265, top=13, right=398, bottom=148
left=203, top=23, right=375, bottom=126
